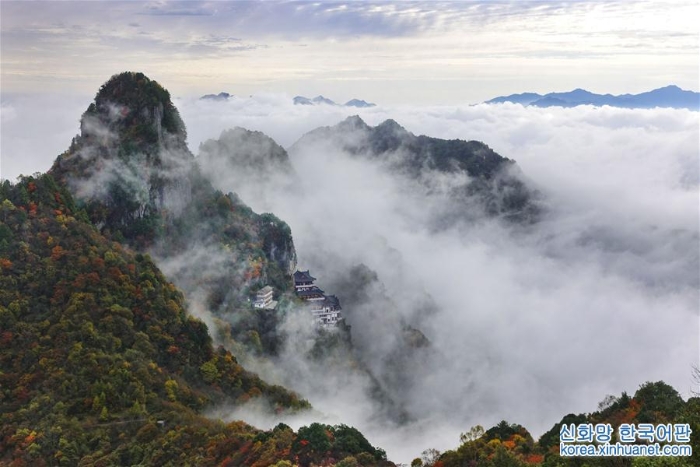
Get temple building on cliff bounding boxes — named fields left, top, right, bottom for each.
left=253, top=285, right=277, bottom=310
left=293, top=270, right=343, bottom=327
left=293, top=270, right=316, bottom=292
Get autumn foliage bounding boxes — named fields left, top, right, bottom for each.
left=0, top=175, right=385, bottom=466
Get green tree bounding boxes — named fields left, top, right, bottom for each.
left=634, top=381, right=684, bottom=422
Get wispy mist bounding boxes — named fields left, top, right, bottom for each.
left=187, top=97, right=699, bottom=462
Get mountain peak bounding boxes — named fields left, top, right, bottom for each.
left=84, top=71, right=187, bottom=147
left=293, top=95, right=313, bottom=105
left=376, top=119, right=407, bottom=133
left=337, top=115, right=370, bottom=131
left=95, top=72, right=172, bottom=111
left=200, top=91, right=231, bottom=101
left=345, top=98, right=377, bottom=108
left=50, top=71, right=194, bottom=246
left=311, top=95, right=337, bottom=105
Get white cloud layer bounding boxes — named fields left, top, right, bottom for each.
left=175, top=97, right=698, bottom=461
left=1, top=93, right=698, bottom=463
left=0, top=94, right=88, bottom=180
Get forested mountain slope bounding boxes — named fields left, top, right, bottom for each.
left=0, top=175, right=389, bottom=466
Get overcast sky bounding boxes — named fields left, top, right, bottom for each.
left=1, top=0, right=699, bottom=106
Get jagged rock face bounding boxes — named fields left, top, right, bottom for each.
left=51, top=72, right=193, bottom=244
left=46, top=72, right=300, bottom=357
left=259, top=213, right=298, bottom=275
left=47, top=71, right=299, bottom=297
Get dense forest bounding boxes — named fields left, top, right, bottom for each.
left=0, top=174, right=388, bottom=466
left=430, top=381, right=698, bottom=467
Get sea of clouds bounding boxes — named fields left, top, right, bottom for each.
left=1, top=93, right=698, bottom=463
left=182, top=96, right=699, bottom=462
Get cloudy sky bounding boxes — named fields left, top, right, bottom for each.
left=1, top=0, right=698, bottom=106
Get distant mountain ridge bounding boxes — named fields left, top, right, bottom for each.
left=290, top=115, right=539, bottom=223
left=200, top=92, right=231, bottom=101
left=486, top=85, right=699, bottom=110
left=293, top=95, right=376, bottom=107
left=198, top=92, right=377, bottom=107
